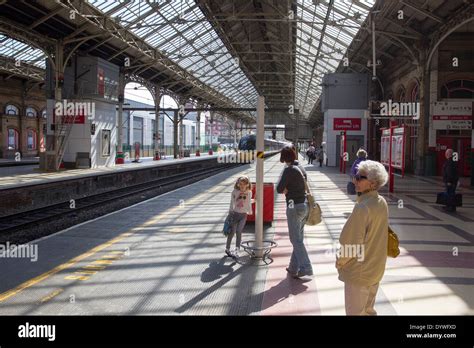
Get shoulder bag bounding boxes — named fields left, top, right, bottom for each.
left=388, top=225, right=400, bottom=258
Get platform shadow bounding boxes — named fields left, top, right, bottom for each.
left=257, top=276, right=312, bottom=312
left=201, top=257, right=236, bottom=283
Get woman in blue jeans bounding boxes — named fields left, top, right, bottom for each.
left=276, top=146, right=313, bottom=278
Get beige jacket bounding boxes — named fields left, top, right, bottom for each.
left=336, top=190, right=388, bottom=287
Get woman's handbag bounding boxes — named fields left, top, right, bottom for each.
left=388, top=225, right=400, bottom=258
left=292, top=165, right=322, bottom=225
left=223, top=211, right=234, bottom=236
left=302, top=177, right=322, bottom=226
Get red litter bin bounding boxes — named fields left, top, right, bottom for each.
left=247, top=182, right=274, bottom=224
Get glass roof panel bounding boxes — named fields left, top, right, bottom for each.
left=295, top=0, right=375, bottom=117
left=88, top=0, right=257, bottom=108
left=0, top=35, right=46, bottom=69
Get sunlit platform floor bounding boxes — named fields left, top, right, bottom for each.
left=0, top=153, right=215, bottom=189
left=0, top=155, right=472, bottom=315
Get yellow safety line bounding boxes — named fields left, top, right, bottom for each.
left=0, top=163, right=254, bottom=303
left=39, top=288, right=64, bottom=304
left=0, top=232, right=132, bottom=303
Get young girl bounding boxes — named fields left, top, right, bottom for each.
left=226, top=176, right=253, bottom=257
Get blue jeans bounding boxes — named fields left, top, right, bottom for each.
left=286, top=202, right=312, bottom=273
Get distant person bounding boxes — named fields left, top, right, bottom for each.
left=226, top=176, right=253, bottom=258
left=307, top=144, right=316, bottom=165
left=336, top=160, right=389, bottom=315
left=442, top=148, right=459, bottom=212
left=277, top=146, right=313, bottom=278
left=348, top=149, right=368, bottom=195
left=316, top=145, right=325, bottom=167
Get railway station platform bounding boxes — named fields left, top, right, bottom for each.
left=0, top=153, right=215, bottom=190
left=0, top=155, right=472, bottom=315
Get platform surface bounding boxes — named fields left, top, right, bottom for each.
left=0, top=153, right=215, bottom=190
left=0, top=155, right=472, bottom=315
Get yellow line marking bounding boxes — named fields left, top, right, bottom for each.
left=0, top=160, right=255, bottom=302
left=39, top=288, right=64, bottom=304
left=0, top=232, right=132, bottom=303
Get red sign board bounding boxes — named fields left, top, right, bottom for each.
left=333, top=118, right=361, bottom=131
left=61, top=115, right=85, bottom=124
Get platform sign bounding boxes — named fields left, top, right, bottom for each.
left=432, top=101, right=472, bottom=130
left=381, top=129, right=390, bottom=166
left=333, top=118, right=361, bottom=131
left=391, top=127, right=405, bottom=170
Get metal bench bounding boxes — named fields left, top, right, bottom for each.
left=240, top=240, right=277, bottom=263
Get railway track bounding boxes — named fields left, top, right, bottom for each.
left=0, top=163, right=240, bottom=235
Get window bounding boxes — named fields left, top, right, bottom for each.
left=8, top=128, right=19, bottom=150
left=133, top=116, right=143, bottom=145
left=27, top=129, right=37, bottom=150
left=5, top=104, right=19, bottom=115
left=26, top=107, right=37, bottom=117
left=101, top=129, right=111, bottom=157
left=441, top=79, right=474, bottom=99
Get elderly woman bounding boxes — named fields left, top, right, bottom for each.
left=277, top=146, right=313, bottom=278
left=350, top=148, right=368, bottom=177
left=348, top=149, right=368, bottom=195
left=336, top=160, right=388, bottom=315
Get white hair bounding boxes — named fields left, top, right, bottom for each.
left=357, top=160, right=388, bottom=190
left=356, top=148, right=367, bottom=158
